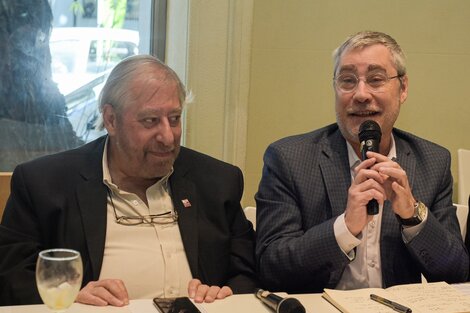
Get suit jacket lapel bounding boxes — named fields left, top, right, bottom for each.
left=394, top=135, right=416, bottom=189
left=76, top=138, right=108, bottom=281
left=319, top=130, right=351, bottom=217
left=169, top=151, right=199, bottom=278
left=380, top=133, right=416, bottom=285
left=379, top=135, right=416, bottom=232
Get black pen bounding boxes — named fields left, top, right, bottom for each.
left=370, top=294, right=412, bottom=313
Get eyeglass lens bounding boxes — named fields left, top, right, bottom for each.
left=335, top=73, right=399, bottom=92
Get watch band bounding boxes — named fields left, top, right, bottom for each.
left=398, top=201, right=427, bottom=226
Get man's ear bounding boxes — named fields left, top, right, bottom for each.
left=102, top=104, right=117, bottom=135
left=399, top=75, right=409, bottom=104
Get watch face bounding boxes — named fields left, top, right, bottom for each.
left=416, top=202, right=426, bottom=219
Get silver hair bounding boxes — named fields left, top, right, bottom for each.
left=96, top=54, right=189, bottom=130
left=332, top=31, right=407, bottom=78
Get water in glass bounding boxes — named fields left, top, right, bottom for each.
left=36, top=249, right=83, bottom=312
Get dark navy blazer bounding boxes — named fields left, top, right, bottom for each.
left=0, top=136, right=258, bottom=305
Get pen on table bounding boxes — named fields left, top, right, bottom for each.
left=370, top=294, right=412, bottom=313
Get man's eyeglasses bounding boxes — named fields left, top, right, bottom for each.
left=114, top=210, right=178, bottom=226
left=107, top=188, right=178, bottom=226
left=334, top=73, right=402, bottom=93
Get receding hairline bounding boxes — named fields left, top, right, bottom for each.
left=96, top=54, right=189, bottom=130
left=100, top=55, right=187, bottom=108
left=332, top=31, right=407, bottom=77
left=133, top=63, right=180, bottom=86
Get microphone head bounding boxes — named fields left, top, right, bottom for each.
left=358, top=120, right=382, bottom=142
left=254, top=288, right=265, bottom=299
left=278, top=298, right=306, bottom=313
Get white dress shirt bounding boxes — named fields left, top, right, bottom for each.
left=98, top=139, right=193, bottom=299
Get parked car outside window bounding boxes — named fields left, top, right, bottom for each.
left=49, top=27, right=139, bottom=141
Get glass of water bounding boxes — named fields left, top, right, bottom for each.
left=36, top=249, right=83, bottom=312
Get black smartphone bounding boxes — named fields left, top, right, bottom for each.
left=153, top=297, right=201, bottom=313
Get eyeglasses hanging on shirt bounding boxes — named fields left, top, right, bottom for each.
left=106, top=187, right=178, bottom=226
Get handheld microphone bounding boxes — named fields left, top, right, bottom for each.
left=358, top=120, right=382, bottom=215
left=254, top=289, right=306, bottom=313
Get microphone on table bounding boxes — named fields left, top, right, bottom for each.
left=254, top=288, right=306, bottom=313
left=358, top=120, right=382, bottom=215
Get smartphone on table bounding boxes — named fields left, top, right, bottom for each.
left=153, top=296, right=201, bottom=313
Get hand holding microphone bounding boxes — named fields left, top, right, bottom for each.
left=254, top=289, right=306, bottom=313
left=358, top=120, right=382, bottom=215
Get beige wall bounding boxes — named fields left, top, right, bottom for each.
left=181, top=0, right=470, bottom=207
left=243, top=0, right=470, bottom=206
left=180, top=0, right=253, bottom=170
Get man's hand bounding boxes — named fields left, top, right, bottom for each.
left=75, top=279, right=129, bottom=306
left=345, top=157, right=386, bottom=236
left=187, top=279, right=233, bottom=303
left=368, top=151, right=416, bottom=218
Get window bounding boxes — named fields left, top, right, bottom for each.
left=49, top=27, right=141, bottom=140
left=0, top=0, right=166, bottom=171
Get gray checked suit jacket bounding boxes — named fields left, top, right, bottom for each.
left=255, top=123, right=469, bottom=293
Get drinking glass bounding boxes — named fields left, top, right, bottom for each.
left=36, top=249, right=83, bottom=312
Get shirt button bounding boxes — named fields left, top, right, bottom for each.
left=369, top=261, right=376, bottom=268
